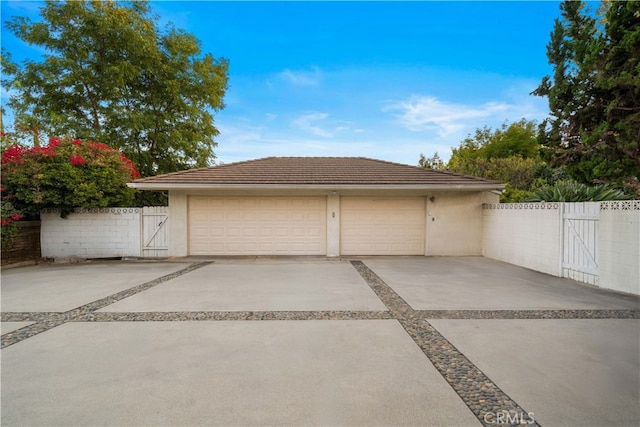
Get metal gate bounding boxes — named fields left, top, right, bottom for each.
left=562, top=202, right=599, bottom=285
left=142, top=206, right=168, bottom=258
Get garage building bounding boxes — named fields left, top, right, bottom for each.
left=129, top=157, right=504, bottom=257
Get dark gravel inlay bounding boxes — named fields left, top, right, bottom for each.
left=75, top=311, right=393, bottom=322
left=351, top=260, right=539, bottom=427
left=417, top=309, right=640, bottom=319
left=6, top=309, right=635, bottom=323
left=1, top=312, right=62, bottom=322
left=1, top=262, right=211, bottom=349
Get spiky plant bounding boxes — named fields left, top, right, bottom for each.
left=527, top=180, right=631, bottom=202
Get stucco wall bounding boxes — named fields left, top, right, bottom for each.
left=598, top=204, right=640, bottom=295
left=426, top=191, right=499, bottom=256
left=168, top=192, right=188, bottom=257
left=482, top=203, right=561, bottom=276
left=41, top=208, right=141, bottom=258
left=168, top=190, right=495, bottom=257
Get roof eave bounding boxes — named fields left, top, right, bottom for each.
left=127, top=182, right=505, bottom=191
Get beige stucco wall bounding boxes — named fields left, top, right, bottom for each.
left=168, top=191, right=189, bottom=257
left=326, top=194, right=341, bottom=257
left=425, top=191, right=499, bottom=256
left=167, top=189, right=495, bottom=257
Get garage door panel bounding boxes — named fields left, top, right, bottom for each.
left=188, top=196, right=327, bottom=255
left=341, top=197, right=425, bottom=255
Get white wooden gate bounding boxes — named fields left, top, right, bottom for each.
left=142, top=206, right=168, bottom=258
left=561, top=202, right=599, bottom=285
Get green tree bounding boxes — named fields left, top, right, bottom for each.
left=533, top=0, right=640, bottom=189
left=441, top=119, right=542, bottom=202
left=420, top=120, right=541, bottom=186
left=1, top=137, right=139, bottom=217
left=448, top=119, right=540, bottom=169
left=418, top=151, right=446, bottom=170
left=2, top=0, right=228, bottom=183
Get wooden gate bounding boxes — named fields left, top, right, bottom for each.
left=562, top=202, right=599, bottom=285
left=142, top=206, right=168, bottom=258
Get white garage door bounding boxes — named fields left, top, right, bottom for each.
left=188, top=196, right=326, bottom=255
left=341, top=197, right=425, bottom=255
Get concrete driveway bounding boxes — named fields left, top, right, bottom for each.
left=1, top=257, right=638, bottom=426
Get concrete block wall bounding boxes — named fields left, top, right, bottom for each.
left=41, top=208, right=141, bottom=258
left=482, top=203, right=561, bottom=277
left=482, top=201, right=640, bottom=296
left=598, top=201, right=640, bottom=295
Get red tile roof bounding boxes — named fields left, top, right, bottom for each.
left=130, top=157, right=503, bottom=188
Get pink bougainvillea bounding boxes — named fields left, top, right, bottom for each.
left=70, top=154, right=87, bottom=166
left=1, top=145, right=25, bottom=164
left=2, top=137, right=140, bottom=180
left=1, top=136, right=140, bottom=217
left=48, top=136, right=61, bottom=148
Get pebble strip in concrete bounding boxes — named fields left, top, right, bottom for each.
left=76, top=310, right=394, bottom=321
left=417, top=309, right=639, bottom=319
left=0, top=262, right=211, bottom=348
left=350, top=260, right=538, bottom=427
left=4, top=308, right=635, bottom=322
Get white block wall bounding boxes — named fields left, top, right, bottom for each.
left=482, top=203, right=561, bottom=276
left=41, top=208, right=141, bottom=258
left=598, top=202, right=640, bottom=295
left=482, top=201, right=640, bottom=296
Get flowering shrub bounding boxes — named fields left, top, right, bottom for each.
left=1, top=136, right=140, bottom=217
left=1, top=196, right=24, bottom=250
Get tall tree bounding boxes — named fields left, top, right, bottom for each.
left=447, top=119, right=540, bottom=169
left=418, top=152, right=446, bottom=170
left=442, top=119, right=542, bottom=202
left=2, top=0, right=228, bottom=180
left=533, top=0, right=639, bottom=188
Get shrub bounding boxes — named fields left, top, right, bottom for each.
left=527, top=180, right=632, bottom=202
left=1, top=137, right=140, bottom=217
left=0, top=197, right=23, bottom=250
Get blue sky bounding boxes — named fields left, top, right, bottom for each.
left=1, top=1, right=562, bottom=166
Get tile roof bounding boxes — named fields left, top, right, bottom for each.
left=130, top=157, right=503, bottom=188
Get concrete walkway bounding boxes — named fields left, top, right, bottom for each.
left=1, top=257, right=639, bottom=426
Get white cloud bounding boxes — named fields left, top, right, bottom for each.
left=384, top=96, right=512, bottom=136
left=291, top=112, right=355, bottom=138
left=215, top=118, right=444, bottom=166
left=276, top=67, right=322, bottom=86
left=384, top=80, right=550, bottom=140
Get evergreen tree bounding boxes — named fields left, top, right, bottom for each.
left=534, top=0, right=639, bottom=189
